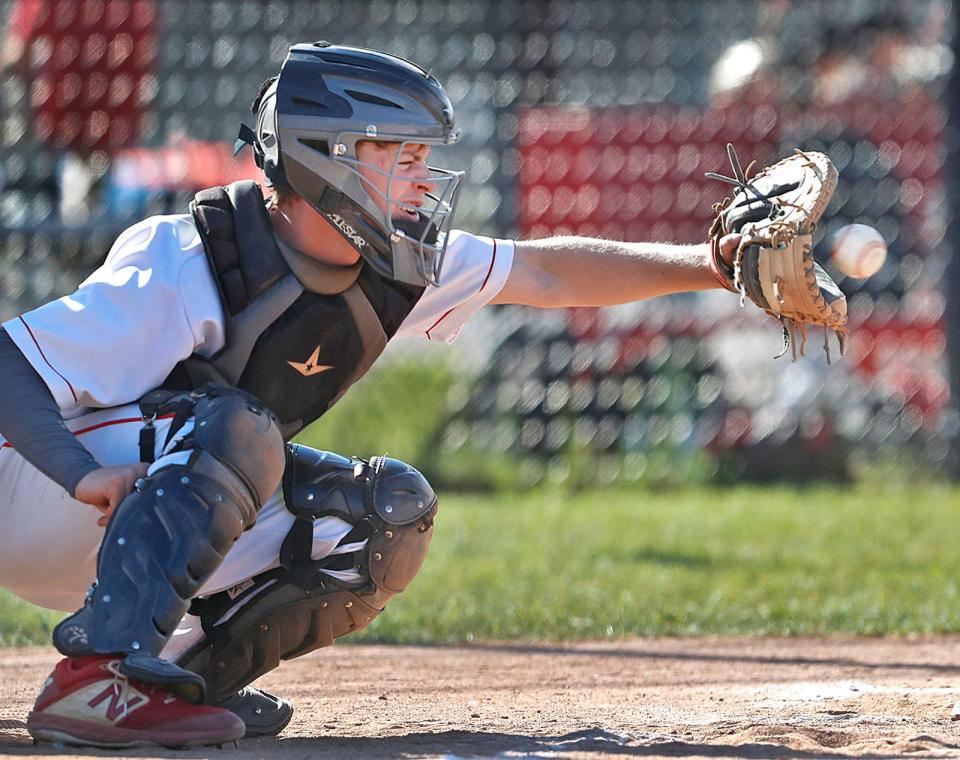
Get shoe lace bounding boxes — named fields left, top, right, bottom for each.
left=105, top=660, right=133, bottom=720
left=105, top=660, right=176, bottom=717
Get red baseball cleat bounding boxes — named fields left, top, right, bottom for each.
left=26, top=655, right=245, bottom=748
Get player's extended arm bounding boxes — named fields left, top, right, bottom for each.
left=490, top=234, right=740, bottom=308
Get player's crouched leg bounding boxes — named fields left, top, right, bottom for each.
left=28, top=386, right=285, bottom=749
left=176, top=444, right=438, bottom=734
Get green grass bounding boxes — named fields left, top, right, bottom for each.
left=2, top=481, right=958, bottom=645
left=0, top=596, right=59, bottom=647
left=359, top=480, right=960, bottom=642
left=295, top=358, right=453, bottom=465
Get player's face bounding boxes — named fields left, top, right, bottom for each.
left=355, top=141, right=433, bottom=222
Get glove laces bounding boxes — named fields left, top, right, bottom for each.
left=704, top=143, right=761, bottom=199
left=706, top=144, right=847, bottom=364
left=705, top=144, right=761, bottom=305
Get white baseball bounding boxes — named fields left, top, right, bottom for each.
left=830, top=224, right=887, bottom=279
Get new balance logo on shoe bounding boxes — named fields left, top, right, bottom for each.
left=87, top=683, right=147, bottom=722
left=28, top=655, right=246, bottom=748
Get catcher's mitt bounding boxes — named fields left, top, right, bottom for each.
left=707, top=144, right=847, bottom=362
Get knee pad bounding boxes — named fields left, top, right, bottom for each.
left=281, top=446, right=437, bottom=594
left=188, top=389, right=286, bottom=508
left=52, top=386, right=285, bottom=690
left=177, top=445, right=438, bottom=703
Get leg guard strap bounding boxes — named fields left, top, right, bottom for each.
left=179, top=570, right=389, bottom=703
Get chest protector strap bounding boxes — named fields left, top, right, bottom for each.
left=187, top=183, right=305, bottom=389
left=180, top=181, right=418, bottom=436
left=192, top=182, right=290, bottom=318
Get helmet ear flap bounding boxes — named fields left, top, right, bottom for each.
left=250, top=78, right=294, bottom=191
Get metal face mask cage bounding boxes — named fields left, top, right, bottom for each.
left=243, top=42, right=465, bottom=287
left=332, top=135, right=464, bottom=286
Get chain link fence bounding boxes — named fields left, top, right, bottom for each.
left=1, top=0, right=956, bottom=484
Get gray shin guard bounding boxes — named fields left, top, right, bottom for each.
left=177, top=448, right=438, bottom=704
left=52, top=387, right=284, bottom=702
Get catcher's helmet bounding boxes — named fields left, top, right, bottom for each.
left=239, top=41, right=464, bottom=286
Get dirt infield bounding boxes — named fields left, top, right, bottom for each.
left=2, top=637, right=960, bottom=758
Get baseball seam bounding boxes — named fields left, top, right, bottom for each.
left=853, top=241, right=885, bottom=277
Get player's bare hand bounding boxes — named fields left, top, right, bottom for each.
left=74, top=464, right=149, bottom=527
left=717, top=233, right=741, bottom=267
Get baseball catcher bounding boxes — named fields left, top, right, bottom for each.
left=0, top=41, right=838, bottom=750
left=706, top=143, right=848, bottom=361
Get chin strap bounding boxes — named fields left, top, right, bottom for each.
left=233, top=123, right=256, bottom=158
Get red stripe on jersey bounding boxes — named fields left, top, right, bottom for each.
left=18, top=316, right=78, bottom=403
left=1, top=413, right=175, bottom=449
left=479, top=238, right=499, bottom=292
left=424, top=307, right=455, bottom=341
left=426, top=239, right=499, bottom=340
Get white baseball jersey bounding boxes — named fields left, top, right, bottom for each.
left=0, top=213, right=514, bottom=613
left=3, top=215, right=513, bottom=419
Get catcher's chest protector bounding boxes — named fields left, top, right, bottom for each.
left=165, top=182, right=423, bottom=437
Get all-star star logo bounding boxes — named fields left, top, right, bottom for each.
left=288, top=345, right=334, bottom=377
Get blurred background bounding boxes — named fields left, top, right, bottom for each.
left=1, top=0, right=957, bottom=490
